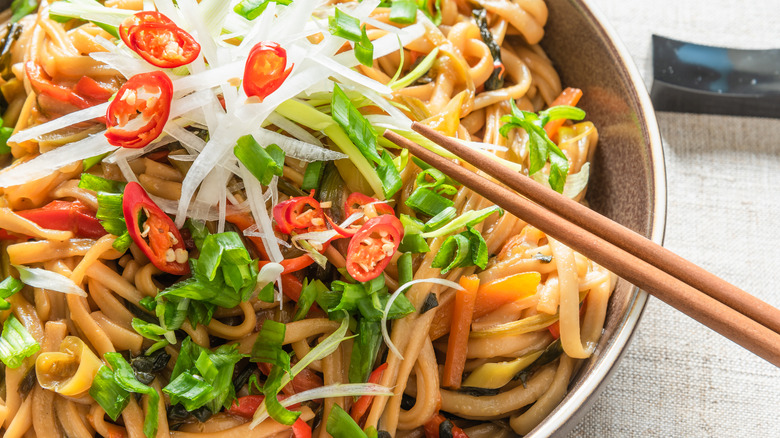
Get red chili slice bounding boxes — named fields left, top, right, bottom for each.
left=243, top=41, right=293, bottom=101
left=272, top=195, right=326, bottom=234
left=105, top=71, right=173, bottom=149
left=119, top=12, right=200, bottom=68
left=122, top=182, right=189, bottom=275
left=345, top=192, right=395, bottom=218
left=16, top=200, right=106, bottom=239
left=119, top=11, right=176, bottom=47
left=346, top=215, right=403, bottom=282
left=25, top=61, right=91, bottom=109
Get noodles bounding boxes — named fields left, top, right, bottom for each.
left=0, top=0, right=615, bottom=436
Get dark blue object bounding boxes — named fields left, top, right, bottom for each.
left=651, top=35, right=780, bottom=118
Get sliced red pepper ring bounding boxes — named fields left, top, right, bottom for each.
left=243, top=41, right=293, bottom=101
left=119, top=11, right=176, bottom=47
left=122, top=182, right=189, bottom=275
left=345, top=192, right=394, bottom=218
left=105, top=71, right=173, bottom=149
left=15, top=200, right=106, bottom=240
left=119, top=11, right=200, bottom=68
left=25, top=61, right=91, bottom=109
left=346, top=215, right=403, bottom=282
left=273, top=195, right=326, bottom=235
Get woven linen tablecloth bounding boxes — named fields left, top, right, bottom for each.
left=566, top=0, right=780, bottom=436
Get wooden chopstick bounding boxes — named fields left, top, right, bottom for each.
left=410, top=122, right=780, bottom=336
left=383, top=129, right=780, bottom=367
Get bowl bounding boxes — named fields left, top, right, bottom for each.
left=529, top=0, right=666, bottom=435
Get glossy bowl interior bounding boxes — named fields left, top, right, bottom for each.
left=528, top=0, right=666, bottom=435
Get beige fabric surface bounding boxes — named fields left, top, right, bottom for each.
left=567, top=0, right=780, bottom=436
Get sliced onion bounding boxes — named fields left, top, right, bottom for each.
left=382, top=278, right=464, bottom=359
left=15, top=265, right=87, bottom=297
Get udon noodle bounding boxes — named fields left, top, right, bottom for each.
left=0, top=0, right=615, bottom=436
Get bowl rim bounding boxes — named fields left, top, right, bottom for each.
left=528, top=0, right=667, bottom=435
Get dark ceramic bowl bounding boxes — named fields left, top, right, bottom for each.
left=528, top=0, right=666, bottom=435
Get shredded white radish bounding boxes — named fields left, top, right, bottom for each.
left=15, top=265, right=87, bottom=297
left=0, top=134, right=116, bottom=188
left=251, top=128, right=347, bottom=162
left=382, top=278, right=464, bottom=359
left=8, top=103, right=108, bottom=144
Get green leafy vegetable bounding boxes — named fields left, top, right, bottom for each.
left=331, top=84, right=381, bottom=164
left=294, top=279, right=328, bottom=321
left=330, top=84, right=401, bottom=197
left=89, top=365, right=131, bottom=421
left=405, top=187, right=453, bottom=216
left=328, top=8, right=374, bottom=67
left=10, top=0, right=38, bottom=22
left=327, top=404, right=368, bottom=438
left=251, top=320, right=290, bottom=371
left=397, top=252, right=413, bottom=286
left=0, top=276, right=23, bottom=310
left=104, top=352, right=160, bottom=438
left=499, top=100, right=585, bottom=192
left=301, top=161, right=325, bottom=191
left=234, top=135, right=285, bottom=186
left=166, top=337, right=244, bottom=414
left=421, top=205, right=502, bottom=239
left=156, top=232, right=258, bottom=327
left=233, top=0, right=291, bottom=20
left=131, top=318, right=171, bottom=355
left=398, top=233, right=429, bottom=253
left=79, top=173, right=130, bottom=251
left=431, top=227, right=488, bottom=274
left=348, top=318, right=382, bottom=384
left=389, top=0, right=418, bottom=23
left=0, top=315, right=40, bottom=368
left=423, top=206, right=456, bottom=232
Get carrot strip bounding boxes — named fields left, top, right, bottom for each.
left=543, top=87, right=583, bottom=141
left=430, top=272, right=541, bottom=340
left=442, top=275, right=479, bottom=389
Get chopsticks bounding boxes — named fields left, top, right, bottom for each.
left=383, top=124, right=780, bottom=367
